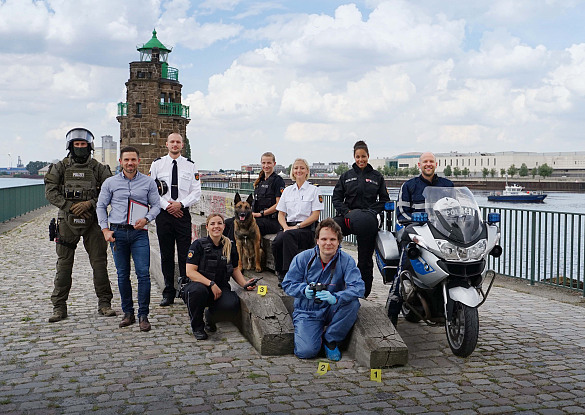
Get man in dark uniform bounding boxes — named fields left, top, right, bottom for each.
left=149, top=133, right=201, bottom=306
left=44, top=127, right=116, bottom=322
left=387, top=152, right=454, bottom=325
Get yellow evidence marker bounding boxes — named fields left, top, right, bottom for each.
left=370, top=369, right=382, bottom=382
left=257, top=285, right=267, bottom=296
left=317, top=361, right=330, bottom=375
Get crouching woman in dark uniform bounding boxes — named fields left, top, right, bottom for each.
left=332, top=140, right=390, bottom=298
left=182, top=213, right=257, bottom=340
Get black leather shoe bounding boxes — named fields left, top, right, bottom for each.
left=139, top=315, right=151, bottom=332
left=204, top=310, right=217, bottom=332
left=193, top=330, right=208, bottom=340
left=159, top=297, right=174, bottom=307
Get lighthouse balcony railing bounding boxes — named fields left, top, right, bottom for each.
left=159, top=103, right=190, bottom=118
left=162, top=66, right=179, bottom=81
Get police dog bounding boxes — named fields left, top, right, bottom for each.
left=233, top=193, right=263, bottom=272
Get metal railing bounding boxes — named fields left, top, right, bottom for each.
left=0, top=184, right=49, bottom=222
left=159, top=102, right=189, bottom=118
left=482, top=206, right=585, bottom=295
left=199, top=187, right=584, bottom=294
left=117, top=102, right=127, bottom=117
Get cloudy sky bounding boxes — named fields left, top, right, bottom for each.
left=1, top=0, right=585, bottom=170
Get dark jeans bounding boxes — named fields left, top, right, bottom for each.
left=182, top=282, right=240, bottom=333
left=110, top=228, right=151, bottom=317
left=334, top=209, right=379, bottom=298
left=272, top=227, right=315, bottom=277
left=156, top=208, right=192, bottom=299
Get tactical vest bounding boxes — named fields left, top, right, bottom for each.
left=61, top=161, right=99, bottom=202
left=197, top=238, right=234, bottom=287
left=57, top=159, right=100, bottom=233
left=253, top=174, right=279, bottom=215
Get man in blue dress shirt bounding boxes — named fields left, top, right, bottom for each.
left=97, top=146, right=160, bottom=332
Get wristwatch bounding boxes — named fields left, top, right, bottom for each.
left=261, top=209, right=265, bottom=217
left=209, top=281, right=215, bottom=288
left=296, top=224, right=301, bottom=229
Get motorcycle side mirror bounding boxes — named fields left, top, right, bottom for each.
left=489, top=245, right=503, bottom=258
left=487, top=212, right=500, bottom=224
left=406, top=242, right=420, bottom=259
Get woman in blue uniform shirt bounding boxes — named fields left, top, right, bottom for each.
left=332, top=140, right=390, bottom=298
left=282, top=218, right=365, bottom=361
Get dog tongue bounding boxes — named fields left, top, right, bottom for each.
left=239, top=213, right=246, bottom=220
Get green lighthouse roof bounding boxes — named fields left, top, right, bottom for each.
left=137, top=29, right=172, bottom=53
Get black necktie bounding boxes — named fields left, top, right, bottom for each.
left=171, top=160, right=178, bottom=200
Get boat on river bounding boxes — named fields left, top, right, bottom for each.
left=488, top=184, right=547, bottom=203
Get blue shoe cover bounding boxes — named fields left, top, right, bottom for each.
left=325, top=344, right=341, bottom=361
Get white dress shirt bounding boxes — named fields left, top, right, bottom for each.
left=149, top=154, right=201, bottom=210
left=276, top=181, right=324, bottom=223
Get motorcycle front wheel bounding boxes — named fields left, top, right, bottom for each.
left=445, top=301, right=479, bottom=357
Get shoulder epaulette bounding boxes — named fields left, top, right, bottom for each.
left=153, top=157, right=162, bottom=162
left=187, top=158, right=194, bottom=164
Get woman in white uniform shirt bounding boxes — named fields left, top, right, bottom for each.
left=272, top=158, right=324, bottom=284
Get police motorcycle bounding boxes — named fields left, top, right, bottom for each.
left=375, top=187, right=502, bottom=357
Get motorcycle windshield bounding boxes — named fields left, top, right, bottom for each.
left=422, top=187, right=483, bottom=244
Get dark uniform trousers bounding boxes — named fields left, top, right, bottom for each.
left=183, top=282, right=240, bottom=333
left=156, top=208, right=192, bottom=299
left=333, top=209, right=379, bottom=298
left=53, top=219, right=113, bottom=312
left=272, top=227, right=315, bottom=276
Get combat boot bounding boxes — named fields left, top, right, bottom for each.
left=48, top=309, right=67, bottom=323
left=98, top=306, right=117, bottom=317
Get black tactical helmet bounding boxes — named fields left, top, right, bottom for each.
left=65, top=127, right=95, bottom=151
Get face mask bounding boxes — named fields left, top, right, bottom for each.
left=72, top=146, right=91, bottom=162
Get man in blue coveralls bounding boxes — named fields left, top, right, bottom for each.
left=282, top=218, right=365, bottom=361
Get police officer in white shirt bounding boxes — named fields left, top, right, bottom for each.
left=149, top=133, right=201, bottom=306
left=272, top=158, right=324, bottom=284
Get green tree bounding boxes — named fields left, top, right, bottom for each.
left=507, top=164, right=518, bottom=177
left=443, top=165, right=452, bottom=176
left=538, top=163, right=553, bottom=178
left=26, top=161, right=50, bottom=175
left=286, top=164, right=292, bottom=175
left=388, top=166, right=397, bottom=176
left=409, top=166, right=419, bottom=176
left=490, top=168, right=497, bottom=178
left=519, top=163, right=529, bottom=177
left=453, top=167, right=462, bottom=177
left=531, top=167, right=538, bottom=178
left=184, top=138, right=192, bottom=159
left=334, top=163, right=349, bottom=175
left=482, top=168, right=489, bottom=178
left=500, top=168, right=506, bottom=177
left=462, top=167, right=470, bottom=177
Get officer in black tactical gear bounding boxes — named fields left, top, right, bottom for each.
left=44, top=127, right=116, bottom=322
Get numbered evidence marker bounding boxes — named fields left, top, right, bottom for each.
left=257, top=285, right=267, bottom=296
left=370, top=369, right=382, bottom=383
left=317, top=361, right=330, bottom=375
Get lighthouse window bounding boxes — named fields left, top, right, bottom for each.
left=136, top=103, right=142, bottom=115
left=137, top=71, right=145, bottom=79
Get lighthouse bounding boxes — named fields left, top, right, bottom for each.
left=117, top=29, right=190, bottom=173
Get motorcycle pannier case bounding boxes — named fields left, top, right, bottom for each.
left=375, top=230, right=400, bottom=284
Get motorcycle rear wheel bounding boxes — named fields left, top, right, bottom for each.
left=445, top=301, right=479, bottom=357
left=402, top=303, right=421, bottom=323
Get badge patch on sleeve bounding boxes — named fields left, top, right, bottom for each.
left=195, top=173, right=200, bottom=181
left=187, top=251, right=193, bottom=258
left=319, top=195, right=323, bottom=203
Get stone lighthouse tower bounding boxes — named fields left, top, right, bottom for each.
left=117, top=29, right=190, bottom=173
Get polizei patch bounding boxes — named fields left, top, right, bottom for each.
left=72, top=172, right=85, bottom=178
left=73, top=218, right=86, bottom=224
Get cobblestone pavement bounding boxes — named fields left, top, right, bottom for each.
left=2, top=209, right=585, bottom=414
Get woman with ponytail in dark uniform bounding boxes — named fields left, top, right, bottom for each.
left=224, top=152, right=285, bottom=240
left=183, top=214, right=257, bottom=340
left=332, top=140, right=390, bottom=298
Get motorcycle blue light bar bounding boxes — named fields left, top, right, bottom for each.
left=412, top=212, right=428, bottom=223
left=384, top=201, right=395, bottom=211
left=487, top=212, right=500, bottom=224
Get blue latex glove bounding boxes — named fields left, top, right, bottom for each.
left=304, top=285, right=315, bottom=299
left=315, top=290, right=337, bottom=305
